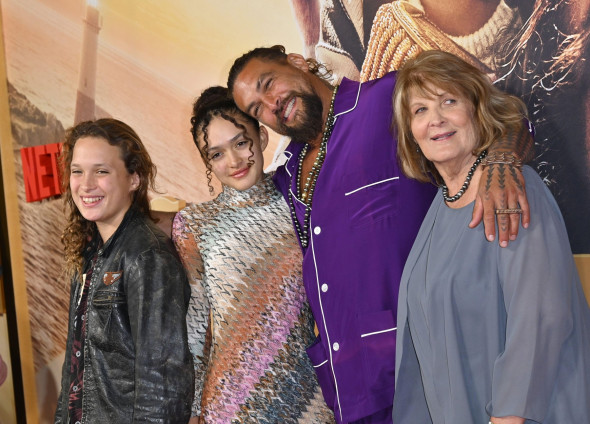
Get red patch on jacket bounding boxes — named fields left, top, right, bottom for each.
left=103, top=271, right=123, bottom=286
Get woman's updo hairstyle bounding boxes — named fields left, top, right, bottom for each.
left=190, top=86, right=260, bottom=194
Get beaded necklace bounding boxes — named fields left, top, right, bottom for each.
left=441, top=149, right=487, bottom=202
left=287, top=85, right=339, bottom=248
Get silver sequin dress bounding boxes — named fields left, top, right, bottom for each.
left=172, top=174, right=335, bottom=424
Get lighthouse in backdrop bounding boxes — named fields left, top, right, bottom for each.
left=74, top=0, right=101, bottom=124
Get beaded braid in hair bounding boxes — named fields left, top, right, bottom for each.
left=306, top=58, right=333, bottom=82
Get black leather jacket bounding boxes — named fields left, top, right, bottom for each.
left=55, top=207, right=194, bottom=423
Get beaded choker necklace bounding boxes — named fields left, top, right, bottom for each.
left=288, top=85, right=339, bottom=248
left=442, top=150, right=487, bottom=202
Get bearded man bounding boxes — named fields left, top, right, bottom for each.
left=227, top=45, right=533, bottom=424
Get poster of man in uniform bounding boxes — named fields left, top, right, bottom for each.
left=292, top=0, right=590, bottom=253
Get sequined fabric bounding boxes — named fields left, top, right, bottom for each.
left=172, top=174, right=334, bottom=424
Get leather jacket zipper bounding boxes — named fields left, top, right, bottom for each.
left=81, top=251, right=102, bottom=424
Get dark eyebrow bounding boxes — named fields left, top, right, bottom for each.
left=245, top=72, right=273, bottom=116
left=70, top=162, right=109, bottom=168
left=206, top=131, right=246, bottom=153
left=229, top=131, right=245, bottom=142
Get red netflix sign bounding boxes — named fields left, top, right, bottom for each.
left=20, top=143, right=63, bottom=202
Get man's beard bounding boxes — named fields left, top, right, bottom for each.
left=278, top=92, right=325, bottom=144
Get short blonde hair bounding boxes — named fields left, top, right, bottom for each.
left=393, top=50, right=528, bottom=184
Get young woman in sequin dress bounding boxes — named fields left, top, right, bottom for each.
left=172, top=86, right=334, bottom=424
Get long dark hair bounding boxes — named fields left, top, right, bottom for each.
left=227, top=45, right=332, bottom=98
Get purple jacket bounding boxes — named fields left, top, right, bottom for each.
left=273, top=73, right=436, bottom=422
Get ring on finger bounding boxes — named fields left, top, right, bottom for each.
left=495, top=208, right=523, bottom=214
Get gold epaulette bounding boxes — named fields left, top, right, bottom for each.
left=360, top=1, right=491, bottom=82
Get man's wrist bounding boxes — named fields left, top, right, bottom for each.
left=481, top=152, right=523, bottom=169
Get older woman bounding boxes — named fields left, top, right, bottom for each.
left=391, top=50, right=590, bottom=424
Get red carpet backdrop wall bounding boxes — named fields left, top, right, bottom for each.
left=0, top=0, right=588, bottom=422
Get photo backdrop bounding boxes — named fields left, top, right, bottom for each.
left=1, top=0, right=588, bottom=422
left=1, top=1, right=302, bottom=421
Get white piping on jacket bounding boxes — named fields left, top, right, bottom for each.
left=283, top=150, right=294, bottom=178
left=301, top=81, right=364, bottom=421
left=310, top=216, right=343, bottom=421
left=313, top=359, right=329, bottom=368
left=344, top=176, right=400, bottom=196
left=325, top=79, right=362, bottom=156
left=360, top=327, right=397, bottom=338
